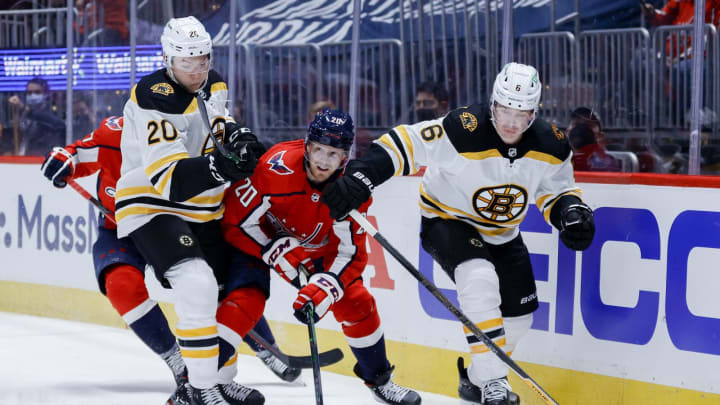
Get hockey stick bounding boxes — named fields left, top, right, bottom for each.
left=299, top=268, right=324, bottom=405
left=348, top=210, right=559, bottom=405
left=68, top=179, right=116, bottom=225
left=195, top=90, right=246, bottom=164
left=245, top=329, right=343, bottom=369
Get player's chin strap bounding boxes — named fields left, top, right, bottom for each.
left=347, top=209, right=559, bottom=405
left=298, top=266, right=325, bottom=405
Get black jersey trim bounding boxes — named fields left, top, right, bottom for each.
left=387, top=129, right=411, bottom=176
left=115, top=196, right=222, bottom=212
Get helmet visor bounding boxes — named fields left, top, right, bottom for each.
left=172, top=56, right=211, bottom=74
left=492, top=103, right=534, bottom=130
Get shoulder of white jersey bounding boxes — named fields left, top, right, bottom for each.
left=205, top=69, right=228, bottom=95
left=130, top=69, right=195, bottom=114
left=523, top=117, right=572, bottom=162
left=129, top=69, right=227, bottom=115
left=440, top=103, right=496, bottom=153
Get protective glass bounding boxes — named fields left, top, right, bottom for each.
left=492, top=103, right=534, bottom=130
left=307, top=141, right=346, bottom=169
left=172, top=56, right=211, bottom=74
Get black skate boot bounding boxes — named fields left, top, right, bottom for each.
left=218, top=381, right=265, bottom=405
left=166, top=382, right=192, bottom=405
left=457, top=358, right=520, bottom=405
left=257, top=349, right=302, bottom=382
left=354, top=363, right=422, bottom=405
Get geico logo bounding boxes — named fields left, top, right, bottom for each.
left=416, top=205, right=720, bottom=357
left=8, top=194, right=99, bottom=253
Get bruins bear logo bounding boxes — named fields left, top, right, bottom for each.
left=472, top=184, right=528, bottom=223
left=150, top=82, right=174, bottom=96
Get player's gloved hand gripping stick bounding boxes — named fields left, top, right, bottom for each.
left=298, top=266, right=324, bottom=405
left=347, top=209, right=560, bottom=405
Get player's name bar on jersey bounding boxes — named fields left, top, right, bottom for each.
left=0, top=45, right=164, bottom=92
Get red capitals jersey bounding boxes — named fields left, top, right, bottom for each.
left=222, top=139, right=372, bottom=287
left=66, top=116, right=123, bottom=229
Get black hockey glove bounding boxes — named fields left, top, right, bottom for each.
left=559, top=203, right=595, bottom=251
left=210, top=124, right=266, bottom=182
left=321, top=160, right=374, bottom=220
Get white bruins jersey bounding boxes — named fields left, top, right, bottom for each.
left=374, top=103, right=581, bottom=245
left=116, top=69, right=232, bottom=237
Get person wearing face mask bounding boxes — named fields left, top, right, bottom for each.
left=414, top=81, right=450, bottom=122
left=220, top=108, right=421, bottom=405
left=7, top=77, right=65, bottom=156
left=321, top=63, right=595, bottom=405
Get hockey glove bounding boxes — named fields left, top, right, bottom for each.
left=293, top=272, right=344, bottom=324
left=225, top=123, right=267, bottom=162
left=321, top=160, right=374, bottom=220
left=559, top=203, right=595, bottom=251
left=41, top=147, right=77, bottom=188
left=209, top=125, right=265, bottom=182
left=261, top=236, right=315, bottom=284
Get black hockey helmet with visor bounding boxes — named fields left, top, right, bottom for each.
left=306, top=108, right=355, bottom=152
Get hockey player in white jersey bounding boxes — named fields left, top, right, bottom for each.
left=115, top=16, right=265, bottom=405
left=321, top=63, right=595, bottom=404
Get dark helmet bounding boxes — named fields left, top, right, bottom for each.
left=306, top=108, right=354, bottom=151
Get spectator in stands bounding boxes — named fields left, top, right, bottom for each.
left=73, top=94, right=97, bottom=140
left=566, top=107, right=619, bottom=172
left=641, top=0, right=720, bottom=123
left=6, top=77, right=65, bottom=156
left=641, top=0, right=720, bottom=28
left=68, top=0, right=128, bottom=45
left=414, top=81, right=449, bottom=122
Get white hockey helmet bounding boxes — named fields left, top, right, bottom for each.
left=490, top=62, right=541, bottom=112
left=161, top=16, right=212, bottom=85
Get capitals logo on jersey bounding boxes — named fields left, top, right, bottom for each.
left=104, top=116, right=123, bottom=131
left=267, top=150, right=294, bottom=175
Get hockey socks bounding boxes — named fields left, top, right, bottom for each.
left=242, top=315, right=275, bottom=353
left=350, top=336, right=391, bottom=382
left=216, top=287, right=266, bottom=380
left=104, top=264, right=177, bottom=355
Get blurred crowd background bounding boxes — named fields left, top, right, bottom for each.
left=0, top=0, right=718, bottom=175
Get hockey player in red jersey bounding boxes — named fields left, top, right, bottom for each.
left=40, top=116, right=190, bottom=386
left=40, top=116, right=300, bottom=398
left=220, top=109, right=421, bottom=405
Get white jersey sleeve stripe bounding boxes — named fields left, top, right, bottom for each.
left=154, top=162, right=178, bottom=197
left=540, top=189, right=583, bottom=222
left=239, top=196, right=273, bottom=246
left=394, top=125, right=417, bottom=173
left=144, top=151, right=189, bottom=179
left=327, top=220, right=357, bottom=278
left=75, top=146, right=99, bottom=163
left=377, top=135, right=404, bottom=176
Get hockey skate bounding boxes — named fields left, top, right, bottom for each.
left=354, top=364, right=422, bottom=405
left=457, top=358, right=520, bottom=405
left=161, top=345, right=189, bottom=387
left=218, top=381, right=265, bottom=405
left=257, top=349, right=302, bottom=382
left=166, top=383, right=232, bottom=405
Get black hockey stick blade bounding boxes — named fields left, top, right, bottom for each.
left=246, top=329, right=343, bottom=369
